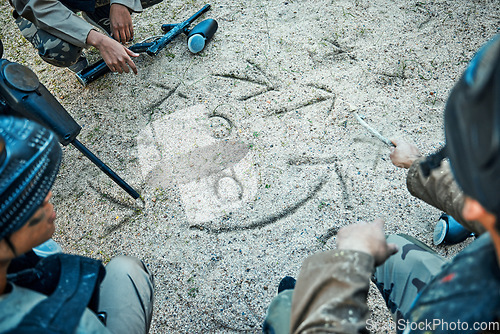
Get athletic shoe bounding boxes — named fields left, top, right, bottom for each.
left=67, top=55, right=88, bottom=73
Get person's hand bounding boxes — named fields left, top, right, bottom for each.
left=390, top=139, right=422, bottom=169
left=86, top=30, right=139, bottom=74
left=336, top=219, right=398, bottom=266
left=109, top=3, right=133, bottom=43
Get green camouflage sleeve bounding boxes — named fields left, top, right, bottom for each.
left=406, top=157, right=485, bottom=235
left=290, top=250, right=374, bottom=333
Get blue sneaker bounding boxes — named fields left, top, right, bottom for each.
left=433, top=213, right=473, bottom=245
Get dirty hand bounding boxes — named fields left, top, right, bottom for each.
left=110, top=3, right=134, bottom=43
left=337, top=219, right=398, bottom=266
left=390, top=138, right=422, bottom=169
left=87, top=30, right=139, bottom=74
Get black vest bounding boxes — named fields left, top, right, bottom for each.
left=6, top=253, right=105, bottom=334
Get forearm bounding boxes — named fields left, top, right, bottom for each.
left=407, top=157, right=485, bottom=235
left=86, top=29, right=107, bottom=48
left=290, top=250, right=374, bottom=333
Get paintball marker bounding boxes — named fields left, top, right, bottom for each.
left=76, top=4, right=218, bottom=86
left=0, top=39, right=140, bottom=199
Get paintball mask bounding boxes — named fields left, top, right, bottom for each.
left=0, top=116, right=61, bottom=241
left=422, top=34, right=500, bottom=222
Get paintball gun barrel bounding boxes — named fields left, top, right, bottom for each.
left=76, top=4, right=217, bottom=86
left=0, top=57, right=140, bottom=199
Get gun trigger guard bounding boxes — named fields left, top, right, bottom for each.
left=161, top=23, right=178, bottom=32
left=161, top=23, right=191, bottom=36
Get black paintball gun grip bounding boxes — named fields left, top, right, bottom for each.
left=146, top=4, right=211, bottom=56
left=76, top=42, right=154, bottom=86
left=0, top=59, right=140, bottom=199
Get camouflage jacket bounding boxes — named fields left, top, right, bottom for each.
left=289, top=157, right=496, bottom=333
left=10, top=0, right=143, bottom=48
left=406, top=157, right=484, bottom=235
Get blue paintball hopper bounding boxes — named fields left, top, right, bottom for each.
left=187, top=19, right=218, bottom=53
left=433, top=213, right=474, bottom=245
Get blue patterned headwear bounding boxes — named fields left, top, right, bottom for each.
left=0, top=116, right=61, bottom=241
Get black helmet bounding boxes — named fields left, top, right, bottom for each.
left=444, top=34, right=500, bottom=218
left=0, top=116, right=61, bottom=241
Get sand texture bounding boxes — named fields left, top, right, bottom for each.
left=1, top=0, right=499, bottom=332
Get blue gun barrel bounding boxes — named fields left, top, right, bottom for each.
left=146, top=4, right=210, bottom=56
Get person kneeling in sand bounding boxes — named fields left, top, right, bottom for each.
left=8, top=0, right=162, bottom=74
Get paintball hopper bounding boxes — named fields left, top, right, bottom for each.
left=433, top=213, right=474, bottom=246
left=0, top=43, right=140, bottom=199
left=0, top=60, right=81, bottom=146
left=186, top=19, right=218, bottom=53
left=161, top=18, right=218, bottom=54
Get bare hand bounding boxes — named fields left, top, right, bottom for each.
left=337, top=219, right=398, bottom=266
left=86, top=30, right=139, bottom=74
left=390, top=138, right=422, bottom=169
left=110, top=3, right=133, bottom=43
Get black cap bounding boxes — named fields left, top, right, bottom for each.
left=0, top=116, right=61, bottom=241
left=444, top=34, right=500, bottom=217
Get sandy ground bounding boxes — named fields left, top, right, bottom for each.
left=1, top=0, right=499, bottom=332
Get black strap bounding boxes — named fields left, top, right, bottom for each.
left=419, top=146, right=447, bottom=177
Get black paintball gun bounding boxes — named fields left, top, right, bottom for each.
left=0, top=38, right=140, bottom=199
left=76, top=4, right=218, bottom=86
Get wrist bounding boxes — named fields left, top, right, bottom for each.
left=338, top=242, right=372, bottom=257
left=110, top=2, right=132, bottom=12
left=86, top=29, right=107, bottom=48
left=407, top=154, right=422, bottom=168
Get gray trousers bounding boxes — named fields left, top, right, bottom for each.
left=262, top=234, right=447, bottom=333
left=99, top=256, right=155, bottom=334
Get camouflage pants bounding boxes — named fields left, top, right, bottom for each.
left=373, top=234, right=447, bottom=322
left=262, top=234, right=447, bottom=333
left=15, top=15, right=83, bottom=68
